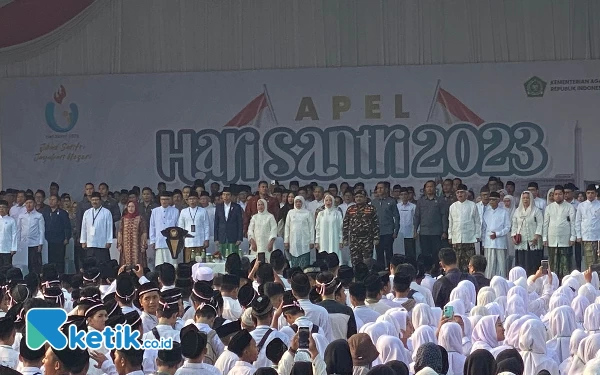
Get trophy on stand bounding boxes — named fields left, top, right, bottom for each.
left=161, top=227, right=194, bottom=261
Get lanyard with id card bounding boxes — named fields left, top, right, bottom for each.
left=90, top=208, right=101, bottom=236
left=189, top=207, right=198, bottom=232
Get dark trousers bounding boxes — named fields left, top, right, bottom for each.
left=28, top=246, right=42, bottom=275
left=87, top=247, right=111, bottom=264
left=48, top=242, right=66, bottom=274
left=375, top=234, right=394, bottom=267
left=420, top=235, right=442, bottom=261
left=0, top=253, right=12, bottom=267
left=575, top=242, right=582, bottom=271
left=404, top=238, right=416, bottom=262
left=74, top=244, right=84, bottom=272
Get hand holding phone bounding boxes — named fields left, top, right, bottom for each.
left=298, top=327, right=310, bottom=350
left=258, top=252, right=266, bottom=263
left=541, top=260, right=549, bottom=275
left=443, top=306, right=454, bottom=319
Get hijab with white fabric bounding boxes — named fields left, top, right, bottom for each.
left=445, top=300, right=466, bottom=317
left=507, top=286, right=529, bottom=312
left=491, top=276, right=510, bottom=298
left=562, top=277, right=581, bottom=295
left=571, top=295, right=590, bottom=328
left=504, top=315, right=533, bottom=349
left=578, top=284, right=598, bottom=305
left=568, top=333, right=600, bottom=375
left=548, top=293, right=570, bottom=311
left=412, top=303, right=436, bottom=330
left=360, top=322, right=395, bottom=354
left=449, top=280, right=476, bottom=313
left=583, top=358, right=600, bottom=375
left=471, top=315, right=501, bottom=353
left=518, top=318, right=559, bottom=375
left=506, top=295, right=527, bottom=316
left=376, top=335, right=411, bottom=365
left=410, top=325, right=437, bottom=359
left=455, top=314, right=473, bottom=356
left=438, top=322, right=466, bottom=375
left=546, top=305, right=578, bottom=364
left=583, top=303, right=600, bottom=334
left=477, top=288, right=497, bottom=307
left=376, top=314, right=401, bottom=337
left=495, top=296, right=507, bottom=314
left=554, top=285, right=576, bottom=302
left=485, top=302, right=505, bottom=323
left=385, top=309, right=408, bottom=337
left=558, top=328, right=587, bottom=375
left=508, top=267, right=527, bottom=282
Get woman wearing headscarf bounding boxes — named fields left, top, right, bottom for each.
left=413, top=303, right=437, bottom=330
left=546, top=306, right=577, bottom=364
left=470, top=315, right=506, bottom=355
left=348, top=333, right=379, bottom=375
left=491, top=276, right=510, bottom=299
left=324, top=339, right=353, bottom=375
left=577, top=283, right=598, bottom=305
left=284, top=196, right=315, bottom=268
left=566, top=333, right=600, bottom=375
left=506, top=295, right=526, bottom=316
left=511, top=191, right=544, bottom=275
left=117, top=201, right=148, bottom=267
left=558, top=329, right=587, bottom=374
left=583, top=358, right=600, bottom=375
left=582, top=303, right=600, bottom=335
left=385, top=361, right=409, bottom=375
left=509, top=267, right=527, bottom=282
left=571, top=295, right=589, bottom=328
left=449, top=280, right=476, bottom=313
left=477, top=288, right=497, bottom=307
left=438, top=322, right=466, bottom=375
left=409, top=325, right=437, bottom=356
left=414, top=342, right=443, bottom=374
left=248, top=198, right=278, bottom=263
left=315, top=194, right=343, bottom=261
left=518, top=319, right=559, bottom=375
left=376, top=335, right=411, bottom=366
left=277, top=192, right=296, bottom=235
left=464, top=349, right=496, bottom=375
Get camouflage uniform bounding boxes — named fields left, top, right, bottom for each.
left=343, top=204, right=380, bottom=266
left=582, top=241, right=599, bottom=269
left=453, top=243, right=475, bottom=272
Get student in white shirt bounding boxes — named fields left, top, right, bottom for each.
left=448, top=184, right=481, bottom=272
left=289, top=272, right=333, bottom=341
left=9, top=191, right=26, bottom=222
left=176, top=324, right=221, bottom=375
left=528, top=181, right=547, bottom=213
left=149, top=192, right=180, bottom=268
left=482, top=192, right=511, bottom=278
left=18, top=336, right=45, bottom=375
left=544, top=185, right=576, bottom=279
left=221, top=274, right=243, bottom=321
left=0, top=200, right=17, bottom=267
left=113, top=346, right=145, bottom=375
left=17, top=195, right=45, bottom=275
left=137, top=282, right=160, bottom=335
left=249, top=296, right=290, bottom=368
left=397, top=188, right=416, bottom=260
left=227, top=330, right=259, bottom=375
left=177, top=191, right=210, bottom=263
left=338, top=190, right=356, bottom=218
left=350, top=282, right=381, bottom=324
left=576, top=184, right=600, bottom=269
left=306, top=186, right=325, bottom=214
left=80, top=192, right=113, bottom=263
left=141, top=296, right=181, bottom=374
left=0, top=316, right=18, bottom=369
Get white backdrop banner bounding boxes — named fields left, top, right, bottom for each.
left=1, top=60, right=600, bottom=195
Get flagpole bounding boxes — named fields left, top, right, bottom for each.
left=263, top=84, right=279, bottom=126
left=426, top=79, right=441, bottom=122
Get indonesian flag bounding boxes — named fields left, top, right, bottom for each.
left=429, top=86, right=484, bottom=126
left=225, top=92, right=275, bottom=128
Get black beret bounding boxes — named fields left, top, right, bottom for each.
left=338, top=265, right=354, bottom=281
left=123, top=311, right=142, bottom=328
left=20, top=337, right=46, bottom=361
left=266, top=337, right=288, bottom=364
left=222, top=273, right=240, bottom=288
left=215, top=320, right=242, bottom=338
left=238, top=283, right=257, bottom=308
left=587, top=184, right=597, bottom=192
left=456, top=184, right=468, bottom=192
left=364, top=274, right=382, bottom=293
left=180, top=324, right=207, bottom=359
left=251, top=295, right=273, bottom=317
left=160, top=288, right=182, bottom=303
left=53, top=322, right=89, bottom=370
left=228, top=329, right=253, bottom=357
left=176, top=264, right=192, bottom=279
left=222, top=187, right=231, bottom=193
left=0, top=316, right=14, bottom=337
left=106, top=313, right=126, bottom=329
left=104, top=299, right=121, bottom=318
left=158, top=342, right=182, bottom=363
left=116, top=274, right=136, bottom=300
left=138, top=282, right=160, bottom=298
left=489, top=192, right=501, bottom=199
left=192, top=281, right=214, bottom=301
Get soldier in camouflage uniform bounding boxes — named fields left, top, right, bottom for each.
left=343, top=190, right=380, bottom=266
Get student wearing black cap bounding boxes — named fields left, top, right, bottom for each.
left=149, top=191, right=180, bottom=268
left=176, top=324, right=220, bottom=375
left=249, top=295, right=290, bottom=368
left=214, top=321, right=243, bottom=375
left=80, top=191, right=113, bottom=263
left=155, top=342, right=183, bottom=375
left=44, top=323, right=90, bottom=375
left=19, top=336, right=45, bottom=375
left=221, top=273, right=242, bottom=320
left=315, top=271, right=357, bottom=340
left=289, top=272, right=333, bottom=341
left=189, top=284, right=224, bottom=365
left=141, top=292, right=181, bottom=374
left=575, top=184, right=600, bottom=270
left=0, top=316, right=17, bottom=368
left=137, top=282, right=160, bottom=334
left=115, top=273, right=140, bottom=314
left=113, top=346, right=144, bottom=375
left=228, top=329, right=259, bottom=375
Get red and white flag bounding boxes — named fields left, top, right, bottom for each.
left=224, top=89, right=276, bottom=128
left=429, top=86, right=484, bottom=126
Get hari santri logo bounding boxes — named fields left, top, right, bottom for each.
left=26, top=308, right=173, bottom=350
left=524, top=76, right=547, bottom=98
left=45, top=85, right=79, bottom=132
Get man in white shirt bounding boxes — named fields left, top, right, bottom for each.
left=199, top=191, right=217, bottom=257
left=448, top=184, right=481, bottom=272
left=80, top=192, right=113, bottom=263
left=9, top=191, right=26, bottom=221
left=363, top=274, right=391, bottom=314
left=149, top=191, right=180, bottom=268
left=18, top=337, right=45, bottom=375
left=227, top=330, right=259, bottom=375
left=221, top=274, right=243, bottom=321
left=177, top=191, right=209, bottom=263
left=306, top=186, right=325, bottom=214
left=482, top=192, right=511, bottom=278
left=528, top=181, right=547, bottom=213
left=476, top=186, right=490, bottom=256
left=543, top=185, right=576, bottom=279
left=0, top=200, right=17, bottom=267
left=349, top=282, right=380, bottom=324
left=338, top=190, right=355, bottom=218
left=290, top=272, right=333, bottom=341
left=565, top=182, right=582, bottom=270
left=576, top=184, right=600, bottom=269
left=17, top=195, right=45, bottom=275
left=397, top=187, right=416, bottom=261
left=176, top=324, right=221, bottom=375
left=249, top=296, right=290, bottom=368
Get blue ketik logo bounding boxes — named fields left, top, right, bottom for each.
left=26, top=308, right=69, bottom=350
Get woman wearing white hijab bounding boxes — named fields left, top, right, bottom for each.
left=360, top=321, right=396, bottom=358
left=470, top=315, right=505, bottom=355
left=511, top=191, right=544, bottom=276
left=491, top=276, right=510, bottom=298
left=583, top=358, right=600, bottom=375
left=559, top=328, right=587, bottom=374
left=438, top=322, right=466, bottom=375
left=284, top=196, right=314, bottom=268
left=376, top=335, right=411, bottom=365
left=504, top=315, right=532, bottom=349
left=518, top=319, right=559, bottom=375
left=315, top=193, right=343, bottom=261
left=571, top=295, right=590, bottom=328
left=549, top=293, right=571, bottom=311
left=413, top=303, right=436, bottom=330
left=568, top=333, right=600, bottom=375
left=247, top=198, right=278, bottom=262
left=506, top=295, right=527, bottom=316
left=546, top=305, right=578, bottom=364
left=449, top=280, right=476, bottom=313
left=577, top=283, right=598, bottom=304
left=582, top=303, right=600, bottom=335
left=477, top=287, right=497, bottom=307
left=409, top=325, right=437, bottom=355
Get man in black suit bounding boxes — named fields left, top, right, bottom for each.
left=214, top=187, right=244, bottom=257
left=468, top=254, right=490, bottom=292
